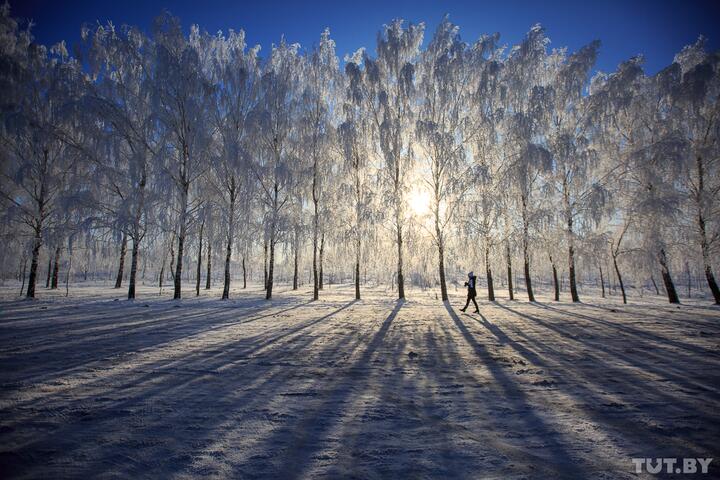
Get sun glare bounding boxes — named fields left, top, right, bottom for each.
left=408, top=187, right=431, bottom=217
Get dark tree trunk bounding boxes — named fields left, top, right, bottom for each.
left=319, top=232, right=325, bottom=290
left=27, top=236, right=42, bottom=299
left=396, top=223, right=404, bottom=300
left=242, top=256, right=246, bottom=289
left=355, top=252, right=361, bottom=301
left=506, top=241, right=514, bottom=300
left=612, top=254, right=627, bottom=304
left=128, top=163, right=146, bottom=300
left=169, top=237, right=176, bottom=283
left=173, top=229, right=185, bottom=299
left=565, top=206, right=580, bottom=303
left=206, top=243, right=212, bottom=290
left=438, top=242, right=448, bottom=301
left=128, top=238, right=140, bottom=299
left=521, top=194, right=534, bottom=302
left=651, top=275, right=659, bottom=295
left=312, top=165, right=320, bottom=300
left=20, top=255, right=28, bottom=296
left=695, top=156, right=720, bottom=304
left=266, top=236, right=275, bottom=300
left=599, top=264, right=605, bottom=298
left=46, top=257, right=52, bottom=288
left=196, top=220, right=204, bottom=296
left=263, top=238, right=268, bottom=290
left=485, top=244, right=495, bottom=301
left=354, top=165, right=362, bottom=300
left=115, top=232, right=127, bottom=289
left=550, top=254, right=559, bottom=301
left=222, top=184, right=236, bottom=300
left=313, top=213, right=319, bottom=299
left=292, top=228, right=299, bottom=291
left=658, top=248, right=679, bottom=304
left=51, top=245, right=61, bottom=289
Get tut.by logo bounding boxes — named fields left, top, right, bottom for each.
left=632, top=458, right=713, bottom=474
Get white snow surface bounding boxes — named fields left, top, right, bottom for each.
left=1, top=283, right=719, bottom=479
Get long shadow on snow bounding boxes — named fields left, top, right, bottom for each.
left=489, top=302, right=720, bottom=457
left=445, top=303, right=586, bottom=478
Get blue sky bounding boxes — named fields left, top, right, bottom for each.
left=11, top=0, right=720, bottom=74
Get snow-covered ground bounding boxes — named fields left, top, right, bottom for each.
left=1, top=282, right=718, bottom=479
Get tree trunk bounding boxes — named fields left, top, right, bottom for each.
left=658, top=248, right=679, bottom=304
left=223, top=184, right=236, bottom=300
left=435, top=192, right=448, bottom=301
left=20, top=255, right=28, bottom=296
left=263, top=237, right=268, bottom=290
left=599, top=264, right=605, bottom=298
left=173, top=227, right=185, bottom=300
left=266, top=235, right=275, bottom=300
left=46, top=257, right=52, bottom=288
left=485, top=243, right=495, bottom=301
left=115, top=232, right=127, bottom=289
left=292, top=227, right=299, bottom=290
left=128, top=238, right=140, bottom=299
left=355, top=246, right=361, bottom=301
left=206, top=243, right=212, bottom=290
left=313, top=208, right=319, bottom=300
left=65, top=236, right=73, bottom=297
left=695, top=156, right=720, bottom=304
left=612, top=254, right=627, bottom=304
left=169, top=236, right=176, bottom=283
left=266, top=183, right=279, bottom=301
left=319, top=232, right=325, bottom=290
left=159, top=262, right=165, bottom=289
left=396, top=221, right=405, bottom=300
left=550, top=254, right=559, bottom=301
left=506, top=241, right=514, bottom=300
left=128, top=163, right=146, bottom=300
left=51, top=245, right=61, bottom=289
left=27, top=235, right=42, bottom=298
left=438, top=241, right=448, bottom=302
left=312, top=161, right=320, bottom=301
left=521, top=194, right=535, bottom=302
left=651, top=275, right=659, bottom=295
left=242, top=256, right=247, bottom=289
left=196, top=220, right=204, bottom=296
left=354, top=166, right=362, bottom=300
left=566, top=213, right=579, bottom=303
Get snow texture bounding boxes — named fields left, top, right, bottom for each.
left=1, top=283, right=718, bottom=479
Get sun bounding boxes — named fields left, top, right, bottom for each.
left=408, top=187, right=431, bottom=217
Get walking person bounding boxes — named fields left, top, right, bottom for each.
left=461, top=271, right=479, bottom=313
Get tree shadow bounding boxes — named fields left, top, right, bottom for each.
left=443, top=302, right=586, bottom=477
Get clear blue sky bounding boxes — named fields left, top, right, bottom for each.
left=10, top=0, right=720, bottom=74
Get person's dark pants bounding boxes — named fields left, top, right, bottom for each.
left=462, top=293, right=479, bottom=312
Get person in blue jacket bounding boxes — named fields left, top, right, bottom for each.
left=460, top=271, right=479, bottom=313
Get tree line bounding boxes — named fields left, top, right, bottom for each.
left=1, top=6, right=718, bottom=304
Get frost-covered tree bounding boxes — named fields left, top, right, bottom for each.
left=79, top=23, right=161, bottom=299
left=152, top=15, right=214, bottom=299
left=364, top=19, right=424, bottom=300
left=542, top=40, right=607, bottom=302
left=0, top=9, right=85, bottom=298
left=341, top=49, right=377, bottom=300
left=416, top=18, right=481, bottom=301
left=299, top=29, right=339, bottom=300
left=202, top=28, right=260, bottom=299
left=671, top=38, right=720, bottom=304
left=251, top=39, right=302, bottom=300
